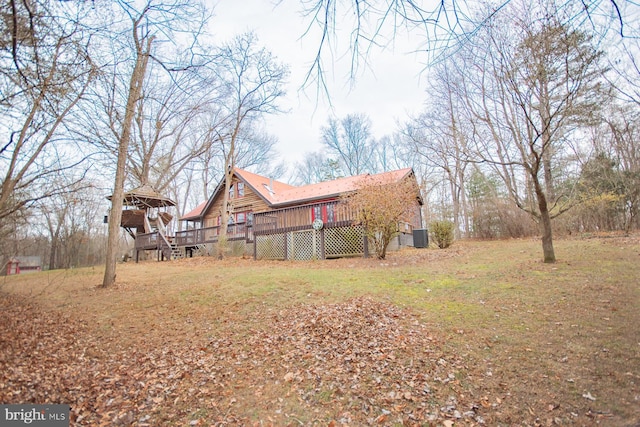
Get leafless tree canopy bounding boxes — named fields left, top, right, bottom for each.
left=3, top=0, right=639, bottom=272
left=296, top=0, right=630, bottom=96
left=0, top=0, right=95, bottom=229
left=400, top=0, right=635, bottom=262
left=321, top=113, right=376, bottom=176
left=203, top=31, right=289, bottom=255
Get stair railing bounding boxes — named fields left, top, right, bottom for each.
left=156, top=225, right=173, bottom=260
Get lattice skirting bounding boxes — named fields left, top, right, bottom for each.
left=289, top=230, right=317, bottom=260
left=255, top=225, right=366, bottom=260
left=255, top=233, right=287, bottom=260
left=324, top=225, right=365, bottom=258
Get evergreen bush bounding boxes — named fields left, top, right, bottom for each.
left=430, top=221, right=455, bottom=249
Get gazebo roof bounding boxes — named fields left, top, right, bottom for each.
left=108, top=184, right=176, bottom=208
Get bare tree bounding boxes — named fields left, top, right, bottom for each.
left=461, top=3, right=606, bottom=262
left=405, top=59, right=473, bottom=237
left=38, top=179, right=106, bottom=269
left=101, top=7, right=153, bottom=287
left=372, top=134, right=408, bottom=173
left=187, top=119, right=286, bottom=203
left=602, top=105, right=640, bottom=230
left=604, top=7, right=640, bottom=107
left=0, top=0, right=95, bottom=233
left=210, top=32, right=289, bottom=256
left=296, top=0, right=628, bottom=95
left=95, top=0, right=211, bottom=287
left=292, top=152, right=340, bottom=185
left=127, top=66, right=214, bottom=192
left=321, top=113, right=376, bottom=176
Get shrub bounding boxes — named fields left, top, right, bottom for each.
left=342, top=174, right=421, bottom=259
left=430, top=221, right=455, bottom=249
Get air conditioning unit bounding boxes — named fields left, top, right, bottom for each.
left=413, top=229, right=429, bottom=248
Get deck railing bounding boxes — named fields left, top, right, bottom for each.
left=136, top=202, right=358, bottom=250
left=253, top=201, right=357, bottom=235
left=135, top=231, right=159, bottom=250
left=136, top=222, right=253, bottom=251
left=173, top=222, right=252, bottom=246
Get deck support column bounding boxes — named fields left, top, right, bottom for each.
left=363, top=234, right=369, bottom=258
left=253, top=237, right=257, bottom=260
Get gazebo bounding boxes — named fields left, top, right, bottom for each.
left=108, top=184, right=176, bottom=239
left=107, top=184, right=181, bottom=262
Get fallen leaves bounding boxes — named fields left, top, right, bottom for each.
left=199, top=296, right=488, bottom=425
left=0, top=294, right=194, bottom=425
left=1, top=272, right=637, bottom=427
left=0, top=293, right=486, bottom=425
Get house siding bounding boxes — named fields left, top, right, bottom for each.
left=202, top=177, right=270, bottom=226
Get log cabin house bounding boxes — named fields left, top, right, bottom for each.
left=174, top=167, right=424, bottom=260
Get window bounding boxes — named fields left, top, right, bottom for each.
left=311, top=203, right=336, bottom=223
left=236, top=212, right=246, bottom=223
left=229, top=184, right=235, bottom=199
left=326, top=204, right=335, bottom=222
left=237, top=182, right=245, bottom=197
left=312, top=205, right=322, bottom=222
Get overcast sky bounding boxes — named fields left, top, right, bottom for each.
left=210, top=0, right=428, bottom=170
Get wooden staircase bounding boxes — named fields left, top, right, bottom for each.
left=170, top=243, right=184, bottom=260
left=153, top=220, right=184, bottom=261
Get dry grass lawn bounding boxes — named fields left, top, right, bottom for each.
left=1, top=234, right=639, bottom=426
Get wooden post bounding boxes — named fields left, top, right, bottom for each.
left=363, top=234, right=369, bottom=258
left=284, top=232, right=288, bottom=260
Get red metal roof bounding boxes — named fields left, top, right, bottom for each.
left=181, top=200, right=207, bottom=220
left=270, top=168, right=414, bottom=207
left=234, top=168, right=296, bottom=205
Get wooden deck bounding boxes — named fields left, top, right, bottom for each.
left=133, top=200, right=419, bottom=260
left=253, top=201, right=357, bottom=234
left=174, top=223, right=252, bottom=246
left=135, top=222, right=253, bottom=252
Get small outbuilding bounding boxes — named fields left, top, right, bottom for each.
left=6, top=256, right=42, bottom=275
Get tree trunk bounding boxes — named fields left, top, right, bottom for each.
left=534, top=178, right=556, bottom=263
left=102, top=32, right=154, bottom=288
left=49, top=227, right=61, bottom=270
left=217, top=117, right=240, bottom=259
left=102, top=144, right=128, bottom=287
